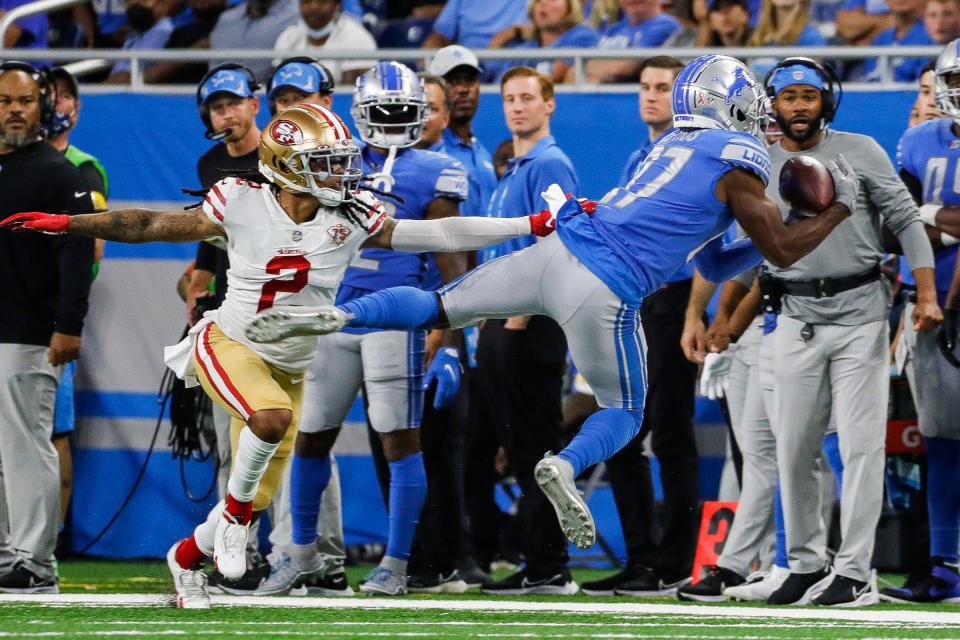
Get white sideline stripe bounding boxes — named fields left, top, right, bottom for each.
left=3, top=594, right=960, bottom=625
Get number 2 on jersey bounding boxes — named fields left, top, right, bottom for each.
left=257, top=255, right=310, bottom=312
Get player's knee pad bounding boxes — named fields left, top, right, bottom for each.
left=367, top=399, right=412, bottom=434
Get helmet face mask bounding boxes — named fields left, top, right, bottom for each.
left=352, top=61, right=426, bottom=149
left=936, top=40, right=960, bottom=122
left=258, top=104, right=361, bottom=207
left=671, top=54, right=769, bottom=140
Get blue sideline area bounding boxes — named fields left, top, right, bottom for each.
left=68, top=90, right=915, bottom=561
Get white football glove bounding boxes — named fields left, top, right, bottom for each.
left=828, top=154, right=859, bottom=215
left=699, top=349, right=736, bottom=400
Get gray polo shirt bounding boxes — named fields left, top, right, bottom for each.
left=766, top=129, right=933, bottom=325
left=209, top=0, right=298, bottom=82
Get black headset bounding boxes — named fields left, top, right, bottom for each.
left=266, top=57, right=335, bottom=114
left=763, top=57, right=843, bottom=125
left=0, top=60, right=54, bottom=131
left=196, top=63, right=260, bottom=138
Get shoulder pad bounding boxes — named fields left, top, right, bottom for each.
left=719, top=134, right=771, bottom=186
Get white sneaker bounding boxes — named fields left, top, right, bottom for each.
left=245, top=306, right=352, bottom=343
left=254, top=553, right=325, bottom=596
left=214, top=512, right=249, bottom=580
left=167, top=541, right=211, bottom=609
left=724, top=565, right=790, bottom=601
left=534, top=453, right=595, bottom=550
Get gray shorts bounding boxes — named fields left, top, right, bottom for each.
left=902, top=302, right=960, bottom=439
left=440, top=234, right=646, bottom=412
left=299, top=329, right=426, bottom=434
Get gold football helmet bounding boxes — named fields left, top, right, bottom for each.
left=258, top=103, right=362, bottom=207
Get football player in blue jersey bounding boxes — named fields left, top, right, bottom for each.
left=265, top=61, right=470, bottom=597
left=882, top=38, right=960, bottom=604
left=246, top=54, right=860, bottom=551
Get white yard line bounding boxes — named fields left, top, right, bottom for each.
left=1, top=594, right=960, bottom=626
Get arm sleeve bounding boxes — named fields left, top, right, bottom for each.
left=390, top=216, right=532, bottom=252
left=53, top=166, right=96, bottom=336
left=692, top=236, right=764, bottom=283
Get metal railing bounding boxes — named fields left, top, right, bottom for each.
left=0, top=0, right=87, bottom=44
left=0, top=43, right=943, bottom=92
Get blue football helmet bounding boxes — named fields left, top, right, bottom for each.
left=351, top=61, right=426, bottom=149
left=936, top=38, right=960, bottom=122
left=672, top=54, right=770, bottom=140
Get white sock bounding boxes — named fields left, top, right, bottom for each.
left=194, top=500, right=225, bottom=555
left=227, top=427, right=281, bottom=503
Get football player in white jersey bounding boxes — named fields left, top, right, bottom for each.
left=2, top=103, right=557, bottom=608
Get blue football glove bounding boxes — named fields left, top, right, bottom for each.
left=423, top=347, right=462, bottom=409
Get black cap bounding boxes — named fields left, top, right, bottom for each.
left=49, top=67, right=79, bottom=99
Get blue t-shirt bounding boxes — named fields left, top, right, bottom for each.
left=620, top=137, right=696, bottom=284
left=863, top=21, right=934, bottom=83
left=898, top=117, right=960, bottom=303
left=487, top=24, right=601, bottom=81
left=482, top=135, right=579, bottom=263
left=339, top=146, right=468, bottom=303
left=597, top=13, right=680, bottom=49
left=841, top=0, right=890, bottom=15
left=432, top=0, right=528, bottom=50
left=557, top=128, right=771, bottom=306
left=441, top=127, right=497, bottom=219
left=112, top=17, right=175, bottom=73
left=1, top=0, right=46, bottom=47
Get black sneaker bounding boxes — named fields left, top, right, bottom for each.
left=408, top=569, right=468, bottom=594
left=881, top=563, right=960, bottom=604
left=812, top=573, right=879, bottom=607
left=208, top=549, right=270, bottom=595
left=766, top=566, right=832, bottom=605
left=0, top=562, right=59, bottom=594
left=457, top=558, right=491, bottom=589
left=677, top=565, right=743, bottom=602
left=293, top=569, right=354, bottom=596
left=581, top=566, right=650, bottom=596
left=617, top=572, right=692, bottom=597
left=481, top=567, right=579, bottom=595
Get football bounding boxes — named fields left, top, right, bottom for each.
left=778, top=155, right=835, bottom=215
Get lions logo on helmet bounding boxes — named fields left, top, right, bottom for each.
left=936, top=38, right=960, bottom=122
left=258, top=103, right=362, bottom=207
left=351, top=61, right=427, bottom=149
left=672, top=55, right=769, bottom=140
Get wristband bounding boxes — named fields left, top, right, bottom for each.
left=919, top=204, right=940, bottom=226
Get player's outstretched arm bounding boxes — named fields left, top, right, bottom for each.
left=361, top=209, right=556, bottom=252
left=722, top=168, right=852, bottom=268
left=1, top=209, right=226, bottom=244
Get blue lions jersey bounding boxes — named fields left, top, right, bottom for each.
left=557, top=128, right=770, bottom=306
left=339, top=145, right=468, bottom=297
left=898, top=118, right=959, bottom=302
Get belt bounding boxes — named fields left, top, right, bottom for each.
left=777, top=265, right=881, bottom=299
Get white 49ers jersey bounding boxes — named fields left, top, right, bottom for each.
left=201, top=177, right=380, bottom=372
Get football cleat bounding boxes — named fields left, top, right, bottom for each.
left=253, top=553, right=329, bottom=596
left=292, top=569, right=354, bottom=597
left=677, top=565, right=744, bottom=602
left=245, top=306, right=353, bottom=343
left=480, top=567, right=579, bottom=596
left=724, top=565, right=790, bottom=602
left=359, top=565, right=407, bottom=596
left=167, top=541, right=211, bottom=609
left=534, top=453, right=595, bottom=550
left=213, top=512, right=249, bottom=580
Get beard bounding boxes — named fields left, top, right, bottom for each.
left=776, top=112, right=822, bottom=144
left=0, top=122, right=41, bottom=148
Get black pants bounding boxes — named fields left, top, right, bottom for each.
left=604, top=279, right=700, bottom=581
left=465, top=317, right=569, bottom=574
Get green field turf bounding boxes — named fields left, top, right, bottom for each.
left=1, top=560, right=959, bottom=639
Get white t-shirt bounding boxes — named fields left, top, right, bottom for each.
left=274, top=13, right=378, bottom=82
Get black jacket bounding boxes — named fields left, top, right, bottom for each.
left=0, top=140, right=96, bottom=346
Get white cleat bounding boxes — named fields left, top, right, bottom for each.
left=534, top=453, right=596, bottom=550
left=213, top=513, right=249, bottom=580
left=245, top=306, right=353, bottom=343
left=167, top=541, right=211, bottom=609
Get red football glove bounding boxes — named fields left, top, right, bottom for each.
left=1, top=212, right=71, bottom=234
left=528, top=209, right=556, bottom=237
left=565, top=192, right=597, bottom=214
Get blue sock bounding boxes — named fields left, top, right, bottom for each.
left=386, top=451, right=427, bottom=561
left=558, top=408, right=643, bottom=477
left=339, top=287, right=438, bottom=331
left=289, top=453, right=332, bottom=546
left=925, top=436, right=960, bottom=564
left=774, top=483, right=788, bottom=569
left=822, top=431, right=843, bottom=498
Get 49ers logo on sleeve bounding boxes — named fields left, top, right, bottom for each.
left=270, top=120, right=304, bottom=146
left=327, top=223, right=352, bottom=245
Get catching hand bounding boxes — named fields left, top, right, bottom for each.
left=423, top=347, right=462, bottom=409
left=1, top=212, right=71, bottom=234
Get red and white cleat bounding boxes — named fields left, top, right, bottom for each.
left=167, top=541, right=211, bottom=609
left=213, top=512, right=250, bottom=580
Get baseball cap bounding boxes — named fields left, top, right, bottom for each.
left=427, top=45, right=482, bottom=77
left=768, top=64, right=825, bottom=95
left=707, top=0, right=748, bottom=11
left=198, top=68, right=256, bottom=105
left=49, top=67, right=79, bottom=99
left=268, top=60, right=334, bottom=100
